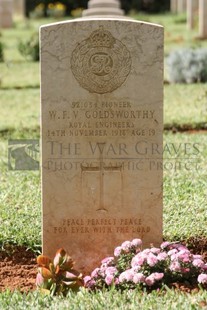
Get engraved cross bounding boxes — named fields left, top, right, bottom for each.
left=81, top=143, right=122, bottom=211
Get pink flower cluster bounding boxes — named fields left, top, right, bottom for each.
left=114, top=239, right=142, bottom=257
left=118, top=269, right=164, bottom=287
left=84, top=239, right=207, bottom=290
left=84, top=256, right=118, bottom=288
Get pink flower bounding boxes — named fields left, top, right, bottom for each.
left=147, top=253, right=158, bottom=267
left=169, top=243, right=187, bottom=251
left=145, top=275, right=155, bottom=286
left=144, top=272, right=164, bottom=286
left=160, top=241, right=171, bottom=249
left=99, top=267, right=107, bottom=277
left=133, top=273, right=145, bottom=284
left=193, top=254, right=202, bottom=260
left=169, top=261, right=181, bottom=272
left=84, top=276, right=95, bottom=288
left=121, top=241, right=132, bottom=252
left=131, top=239, right=142, bottom=248
left=151, top=272, right=164, bottom=281
left=84, top=275, right=91, bottom=285
left=177, top=254, right=190, bottom=263
left=142, top=249, right=151, bottom=255
left=131, top=253, right=147, bottom=268
left=91, top=268, right=100, bottom=278
left=176, top=245, right=188, bottom=251
left=36, top=273, right=44, bottom=287
left=157, top=252, right=168, bottom=261
left=150, top=247, right=161, bottom=254
left=132, top=265, right=141, bottom=272
left=114, top=246, right=122, bottom=257
left=170, top=254, right=177, bottom=261
left=101, top=257, right=114, bottom=266
left=105, top=267, right=117, bottom=276
left=168, top=249, right=178, bottom=256
left=176, top=251, right=191, bottom=263
left=198, top=273, right=207, bottom=284
left=119, top=269, right=134, bottom=283
left=105, top=274, right=114, bottom=285
left=193, top=259, right=205, bottom=268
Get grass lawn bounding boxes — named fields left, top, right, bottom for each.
left=1, top=288, right=207, bottom=309
left=164, top=84, right=207, bottom=129
left=0, top=11, right=207, bottom=309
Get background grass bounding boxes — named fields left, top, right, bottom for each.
left=0, top=89, right=40, bottom=132
left=0, top=11, right=207, bottom=309
left=164, top=84, right=207, bottom=129
left=1, top=288, right=207, bottom=310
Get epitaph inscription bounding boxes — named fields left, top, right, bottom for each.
left=41, top=18, right=163, bottom=273
left=71, top=26, right=132, bottom=93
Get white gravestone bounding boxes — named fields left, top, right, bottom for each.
left=199, top=0, right=207, bottom=38
left=14, top=0, right=25, bottom=17
left=0, top=0, right=13, bottom=28
left=40, top=17, right=164, bottom=273
left=171, top=0, right=178, bottom=13
left=177, top=0, right=187, bottom=13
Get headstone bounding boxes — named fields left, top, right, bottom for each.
left=187, top=0, right=198, bottom=29
left=82, top=0, right=124, bottom=17
left=40, top=17, right=164, bottom=273
left=199, top=0, right=207, bottom=38
left=14, top=0, right=25, bottom=17
left=177, top=0, right=187, bottom=13
left=0, top=0, right=13, bottom=28
left=171, top=0, right=178, bottom=13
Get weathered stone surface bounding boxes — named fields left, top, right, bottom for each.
left=40, top=18, right=164, bottom=273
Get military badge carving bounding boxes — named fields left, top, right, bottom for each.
left=71, top=26, right=132, bottom=94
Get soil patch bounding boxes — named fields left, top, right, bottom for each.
left=0, top=246, right=37, bottom=292
left=0, top=238, right=207, bottom=293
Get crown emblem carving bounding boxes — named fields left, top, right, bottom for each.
left=71, top=26, right=132, bottom=94
left=87, top=26, right=115, bottom=48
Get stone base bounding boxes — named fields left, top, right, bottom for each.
left=88, top=0, right=120, bottom=8
left=82, top=7, right=124, bottom=17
